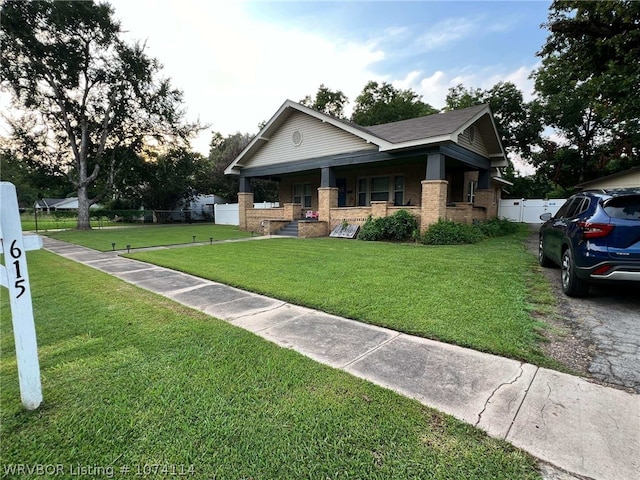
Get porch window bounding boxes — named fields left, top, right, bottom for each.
left=357, top=178, right=368, bottom=206
left=356, top=175, right=405, bottom=206
left=370, top=177, right=389, bottom=202
left=467, top=181, right=478, bottom=203
left=394, top=175, right=404, bottom=206
left=293, top=183, right=312, bottom=208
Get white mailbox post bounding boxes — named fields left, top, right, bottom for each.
left=0, top=182, right=43, bottom=410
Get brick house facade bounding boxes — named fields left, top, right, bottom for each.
left=226, top=101, right=511, bottom=237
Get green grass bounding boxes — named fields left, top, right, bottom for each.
left=1, top=251, right=541, bottom=479
left=127, top=228, right=558, bottom=368
left=44, top=224, right=254, bottom=251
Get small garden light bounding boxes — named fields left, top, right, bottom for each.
left=209, top=237, right=213, bottom=244
left=111, top=242, right=116, bottom=251
left=192, top=235, right=196, bottom=243
left=126, top=244, right=131, bottom=253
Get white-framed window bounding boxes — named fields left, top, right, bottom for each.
left=293, top=183, right=312, bottom=208
left=467, top=180, right=478, bottom=203
left=357, top=175, right=404, bottom=206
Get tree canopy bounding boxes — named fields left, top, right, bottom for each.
left=532, top=0, right=640, bottom=184
left=300, top=84, right=348, bottom=119
left=351, top=81, right=438, bottom=126
left=0, top=0, right=199, bottom=229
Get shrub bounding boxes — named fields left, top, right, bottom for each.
left=421, top=219, right=484, bottom=245
left=475, top=217, right=519, bottom=237
left=421, top=218, right=519, bottom=245
left=357, top=215, right=384, bottom=241
left=358, top=210, right=419, bottom=242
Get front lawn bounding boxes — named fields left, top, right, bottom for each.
left=128, top=229, right=557, bottom=367
left=0, top=251, right=540, bottom=479
left=45, top=224, right=253, bottom=251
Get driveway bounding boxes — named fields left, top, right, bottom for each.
left=527, top=226, right=640, bottom=393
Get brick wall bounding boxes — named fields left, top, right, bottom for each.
left=329, top=207, right=371, bottom=230
left=298, top=221, right=328, bottom=238
left=246, top=207, right=284, bottom=233
left=445, top=204, right=487, bottom=224
left=474, top=189, right=498, bottom=219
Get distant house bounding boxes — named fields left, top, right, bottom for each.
left=224, top=100, right=510, bottom=237
left=34, top=197, right=102, bottom=213
left=576, top=167, right=640, bottom=190
left=167, top=194, right=229, bottom=222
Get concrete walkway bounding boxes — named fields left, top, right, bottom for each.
left=41, top=237, right=639, bottom=480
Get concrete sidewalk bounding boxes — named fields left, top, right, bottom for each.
left=41, top=237, right=639, bottom=480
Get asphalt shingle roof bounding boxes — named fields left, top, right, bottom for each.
left=363, top=104, right=488, bottom=144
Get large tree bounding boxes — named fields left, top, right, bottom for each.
left=1, top=0, right=198, bottom=229
left=532, top=0, right=640, bottom=184
left=351, top=81, right=438, bottom=126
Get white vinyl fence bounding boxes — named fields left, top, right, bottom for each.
left=214, top=202, right=279, bottom=226
left=214, top=204, right=239, bottom=225
left=499, top=198, right=567, bottom=223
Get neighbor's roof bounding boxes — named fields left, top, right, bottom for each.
left=576, top=166, right=640, bottom=189
left=225, top=100, right=505, bottom=174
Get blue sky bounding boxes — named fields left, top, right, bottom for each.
left=3, top=0, right=553, bottom=171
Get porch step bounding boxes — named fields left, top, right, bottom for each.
left=274, top=220, right=299, bottom=237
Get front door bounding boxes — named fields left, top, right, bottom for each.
left=337, top=178, right=347, bottom=207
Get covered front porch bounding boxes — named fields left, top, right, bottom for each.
left=237, top=145, right=502, bottom=237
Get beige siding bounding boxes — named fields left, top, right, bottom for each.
left=457, top=124, right=489, bottom=157
left=584, top=171, right=640, bottom=189
left=247, top=111, right=377, bottom=168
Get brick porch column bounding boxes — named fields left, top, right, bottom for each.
left=283, top=203, right=302, bottom=220
left=318, top=187, right=338, bottom=224
left=371, top=201, right=392, bottom=218
left=421, top=180, right=448, bottom=232
left=238, top=192, right=254, bottom=231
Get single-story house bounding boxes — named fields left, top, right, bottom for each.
left=225, top=100, right=511, bottom=237
left=575, top=166, right=640, bottom=190
left=34, top=197, right=102, bottom=213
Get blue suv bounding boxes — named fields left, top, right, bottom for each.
left=538, top=188, right=640, bottom=297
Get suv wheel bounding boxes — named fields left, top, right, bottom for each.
left=561, top=248, right=590, bottom=297
left=538, top=235, right=554, bottom=267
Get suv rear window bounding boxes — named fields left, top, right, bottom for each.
left=604, top=196, right=640, bottom=220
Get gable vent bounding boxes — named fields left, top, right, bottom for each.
left=292, top=130, right=303, bottom=146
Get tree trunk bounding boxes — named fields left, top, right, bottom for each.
left=76, top=184, right=92, bottom=230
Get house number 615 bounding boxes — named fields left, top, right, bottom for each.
left=9, top=239, right=26, bottom=299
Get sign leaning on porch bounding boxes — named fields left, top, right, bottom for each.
left=0, top=182, right=43, bottom=410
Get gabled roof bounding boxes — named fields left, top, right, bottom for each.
left=225, top=100, right=506, bottom=174
left=35, top=198, right=67, bottom=208
left=576, top=166, right=640, bottom=189
left=365, top=104, right=487, bottom=143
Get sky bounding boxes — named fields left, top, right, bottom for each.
left=106, top=0, right=552, bottom=165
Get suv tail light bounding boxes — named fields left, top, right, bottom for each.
left=578, top=222, right=614, bottom=239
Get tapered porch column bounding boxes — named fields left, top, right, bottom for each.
left=318, top=187, right=338, bottom=225
left=238, top=192, right=254, bottom=231
left=421, top=180, right=448, bottom=232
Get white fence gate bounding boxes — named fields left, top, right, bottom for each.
left=499, top=198, right=567, bottom=223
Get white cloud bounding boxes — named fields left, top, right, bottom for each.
left=388, top=62, right=540, bottom=111
left=414, top=17, right=479, bottom=51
